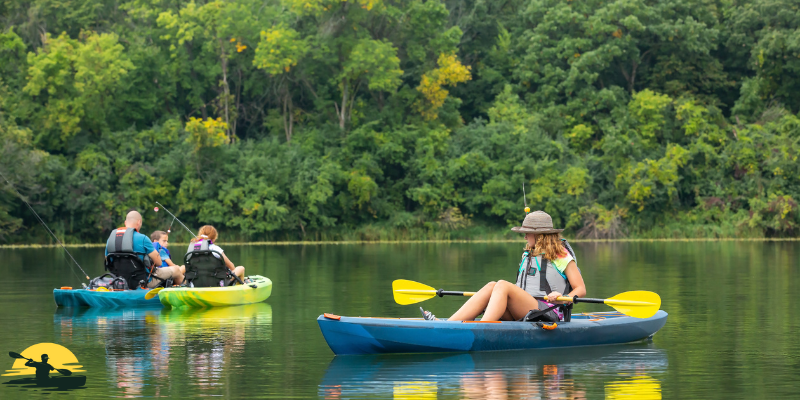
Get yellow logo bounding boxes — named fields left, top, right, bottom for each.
left=3, top=343, right=86, bottom=391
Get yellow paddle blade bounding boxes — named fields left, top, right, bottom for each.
left=392, top=279, right=438, bottom=305
left=605, top=291, right=661, bottom=319
left=144, top=287, right=163, bottom=300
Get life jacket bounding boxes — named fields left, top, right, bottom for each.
left=104, top=227, right=154, bottom=289
left=515, top=239, right=578, bottom=299
left=153, top=242, right=171, bottom=267
left=183, top=239, right=235, bottom=287
left=515, top=239, right=579, bottom=322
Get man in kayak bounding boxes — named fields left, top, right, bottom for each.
left=105, top=210, right=170, bottom=288
left=422, top=210, right=586, bottom=322
left=151, top=230, right=185, bottom=285
left=25, top=354, right=55, bottom=381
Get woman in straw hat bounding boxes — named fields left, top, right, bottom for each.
left=422, top=210, right=586, bottom=322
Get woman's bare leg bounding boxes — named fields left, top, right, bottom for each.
left=448, top=282, right=497, bottom=321
left=482, top=280, right=540, bottom=321
left=233, top=266, right=245, bottom=282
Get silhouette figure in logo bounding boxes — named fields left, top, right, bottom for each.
left=5, top=351, right=86, bottom=389
left=25, top=354, right=55, bottom=381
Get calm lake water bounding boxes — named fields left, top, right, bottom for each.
left=0, top=241, right=798, bottom=399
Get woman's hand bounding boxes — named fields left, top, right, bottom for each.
left=545, top=291, right=563, bottom=303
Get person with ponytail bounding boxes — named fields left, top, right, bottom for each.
left=191, top=225, right=246, bottom=283
left=422, top=211, right=586, bottom=322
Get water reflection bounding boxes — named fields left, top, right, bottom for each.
left=160, top=304, right=273, bottom=392
left=54, top=304, right=272, bottom=397
left=605, top=375, right=661, bottom=399
left=320, top=344, right=667, bottom=399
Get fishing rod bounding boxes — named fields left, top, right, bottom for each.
left=522, top=182, right=530, bottom=213
left=154, top=202, right=197, bottom=239
left=0, top=171, right=90, bottom=281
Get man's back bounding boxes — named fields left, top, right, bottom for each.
left=105, top=228, right=155, bottom=261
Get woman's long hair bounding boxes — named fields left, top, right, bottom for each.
left=525, top=233, right=566, bottom=261
left=191, top=225, right=218, bottom=243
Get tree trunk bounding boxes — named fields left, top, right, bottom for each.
left=219, top=39, right=232, bottom=141
left=338, top=79, right=348, bottom=130
left=282, top=90, right=293, bottom=144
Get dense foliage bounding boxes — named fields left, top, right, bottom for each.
left=2, top=0, right=799, bottom=243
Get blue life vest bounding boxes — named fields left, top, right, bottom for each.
left=153, top=242, right=171, bottom=268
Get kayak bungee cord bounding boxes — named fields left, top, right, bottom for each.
left=154, top=202, right=197, bottom=239
left=0, top=171, right=90, bottom=282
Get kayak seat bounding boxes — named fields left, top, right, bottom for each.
left=105, top=252, right=168, bottom=289
left=183, top=250, right=236, bottom=287
left=521, top=302, right=573, bottom=323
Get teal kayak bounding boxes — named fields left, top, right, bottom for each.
left=53, top=287, right=160, bottom=308
left=317, top=310, right=668, bottom=355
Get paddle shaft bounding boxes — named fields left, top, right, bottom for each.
left=433, top=290, right=624, bottom=305
left=9, top=352, right=71, bottom=376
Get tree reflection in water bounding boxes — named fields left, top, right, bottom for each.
left=53, top=304, right=273, bottom=397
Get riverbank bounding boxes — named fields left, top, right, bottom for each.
left=3, top=237, right=799, bottom=249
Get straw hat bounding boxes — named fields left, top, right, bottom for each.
left=510, top=210, right=563, bottom=234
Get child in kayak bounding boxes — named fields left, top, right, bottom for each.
left=422, top=210, right=586, bottom=322
left=191, top=225, right=246, bottom=283
left=150, top=230, right=185, bottom=285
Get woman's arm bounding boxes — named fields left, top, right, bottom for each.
left=221, top=253, right=236, bottom=271
left=564, top=261, right=586, bottom=298
left=544, top=261, right=586, bottom=303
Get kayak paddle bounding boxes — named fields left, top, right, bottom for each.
left=392, top=279, right=661, bottom=319
left=144, top=287, right=163, bottom=300
left=8, top=352, right=73, bottom=376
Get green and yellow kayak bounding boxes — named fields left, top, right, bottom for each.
left=158, top=275, right=272, bottom=308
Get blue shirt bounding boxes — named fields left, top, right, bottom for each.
left=153, top=242, right=171, bottom=267
left=105, top=229, right=155, bottom=261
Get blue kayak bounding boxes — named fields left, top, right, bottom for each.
left=53, top=288, right=161, bottom=308
left=317, top=310, right=668, bottom=355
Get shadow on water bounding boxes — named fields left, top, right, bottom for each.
left=53, top=304, right=272, bottom=397
left=320, top=343, right=668, bottom=399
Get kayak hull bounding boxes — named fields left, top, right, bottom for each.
left=54, top=288, right=161, bottom=308
left=317, top=310, right=668, bottom=355
left=158, top=275, right=272, bottom=308
left=3, top=375, right=87, bottom=389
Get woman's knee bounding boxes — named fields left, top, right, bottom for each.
left=492, top=280, right=514, bottom=292
left=482, top=281, right=497, bottom=291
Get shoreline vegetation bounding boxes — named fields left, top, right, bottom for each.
left=3, top=1, right=800, bottom=244
left=3, top=237, right=799, bottom=249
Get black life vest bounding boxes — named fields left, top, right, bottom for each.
left=104, top=228, right=152, bottom=289
left=183, top=239, right=235, bottom=287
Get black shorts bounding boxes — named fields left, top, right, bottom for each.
left=528, top=300, right=561, bottom=322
